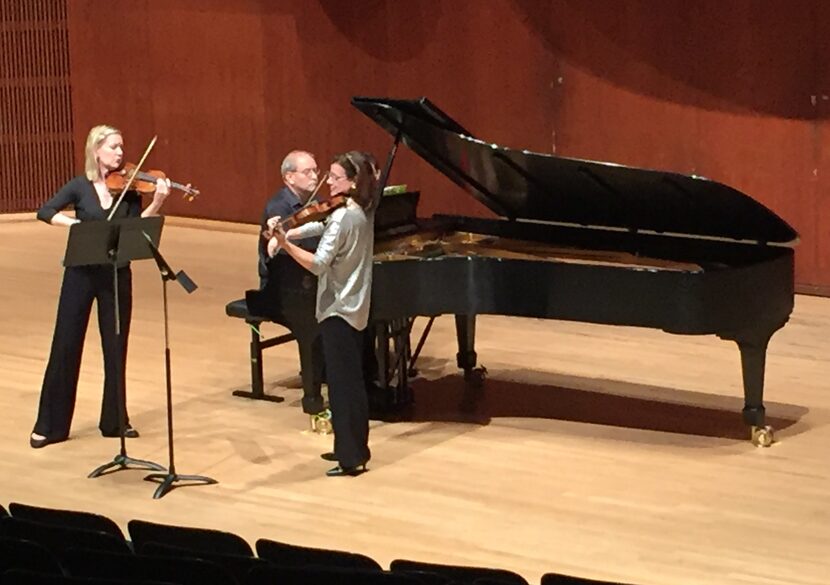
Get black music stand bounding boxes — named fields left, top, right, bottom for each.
left=140, top=231, right=217, bottom=499
left=66, top=217, right=167, bottom=479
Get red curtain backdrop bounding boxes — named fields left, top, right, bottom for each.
left=6, top=0, right=825, bottom=291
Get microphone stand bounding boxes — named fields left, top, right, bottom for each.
left=140, top=231, right=217, bottom=499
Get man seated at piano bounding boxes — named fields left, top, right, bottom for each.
left=270, top=151, right=378, bottom=477
left=255, top=150, right=328, bottom=426
left=260, top=150, right=322, bottom=286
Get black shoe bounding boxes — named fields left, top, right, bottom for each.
left=30, top=434, right=53, bottom=449
left=320, top=452, right=337, bottom=462
left=102, top=425, right=139, bottom=438
left=326, top=464, right=367, bottom=477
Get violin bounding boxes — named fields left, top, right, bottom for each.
left=106, top=162, right=200, bottom=201
left=263, top=194, right=347, bottom=240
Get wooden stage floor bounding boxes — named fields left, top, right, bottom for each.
left=1, top=215, right=829, bottom=585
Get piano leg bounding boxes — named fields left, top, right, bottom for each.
left=368, top=319, right=413, bottom=414
left=409, top=316, right=436, bottom=377
left=373, top=321, right=388, bottom=392
left=455, top=315, right=486, bottom=385
left=721, top=321, right=786, bottom=447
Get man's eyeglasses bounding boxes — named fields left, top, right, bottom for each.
left=295, top=168, right=319, bottom=177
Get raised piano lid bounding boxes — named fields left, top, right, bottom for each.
left=352, top=96, right=798, bottom=247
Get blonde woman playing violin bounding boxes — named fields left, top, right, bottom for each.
left=30, top=125, right=170, bottom=449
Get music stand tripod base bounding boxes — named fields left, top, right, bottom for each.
left=89, top=454, right=166, bottom=478
left=144, top=469, right=218, bottom=499
left=63, top=217, right=167, bottom=480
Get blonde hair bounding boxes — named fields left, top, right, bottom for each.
left=84, top=125, right=121, bottom=180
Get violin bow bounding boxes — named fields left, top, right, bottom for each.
left=300, top=170, right=329, bottom=209
left=107, top=135, right=157, bottom=221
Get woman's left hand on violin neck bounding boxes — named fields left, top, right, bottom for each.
left=269, top=216, right=289, bottom=244
left=266, top=216, right=291, bottom=258
left=264, top=215, right=301, bottom=241
left=141, top=177, right=172, bottom=217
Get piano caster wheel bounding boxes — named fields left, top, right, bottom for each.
left=751, top=425, right=775, bottom=447
left=310, top=411, right=333, bottom=435
left=464, top=366, right=487, bottom=387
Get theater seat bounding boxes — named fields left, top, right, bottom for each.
left=255, top=538, right=382, bottom=571
left=389, top=559, right=528, bottom=585
left=128, top=518, right=253, bottom=557
left=9, top=502, right=125, bottom=540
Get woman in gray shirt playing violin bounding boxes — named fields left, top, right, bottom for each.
left=271, top=151, right=378, bottom=477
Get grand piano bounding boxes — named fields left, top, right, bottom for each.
left=355, top=96, right=797, bottom=447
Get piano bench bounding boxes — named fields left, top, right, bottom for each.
left=224, top=298, right=295, bottom=403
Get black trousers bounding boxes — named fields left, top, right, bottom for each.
left=279, top=291, right=325, bottom=415
left=320, top=316, right=370, bottom=468
left=33, top=265, right=132, bottom=440
left=257, top=270, right=325, bottom=415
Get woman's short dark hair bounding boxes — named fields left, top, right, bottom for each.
left=333, top=151, right=379, bottom=212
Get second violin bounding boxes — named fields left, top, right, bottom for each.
left=263, top=194, right=347, bottom=240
